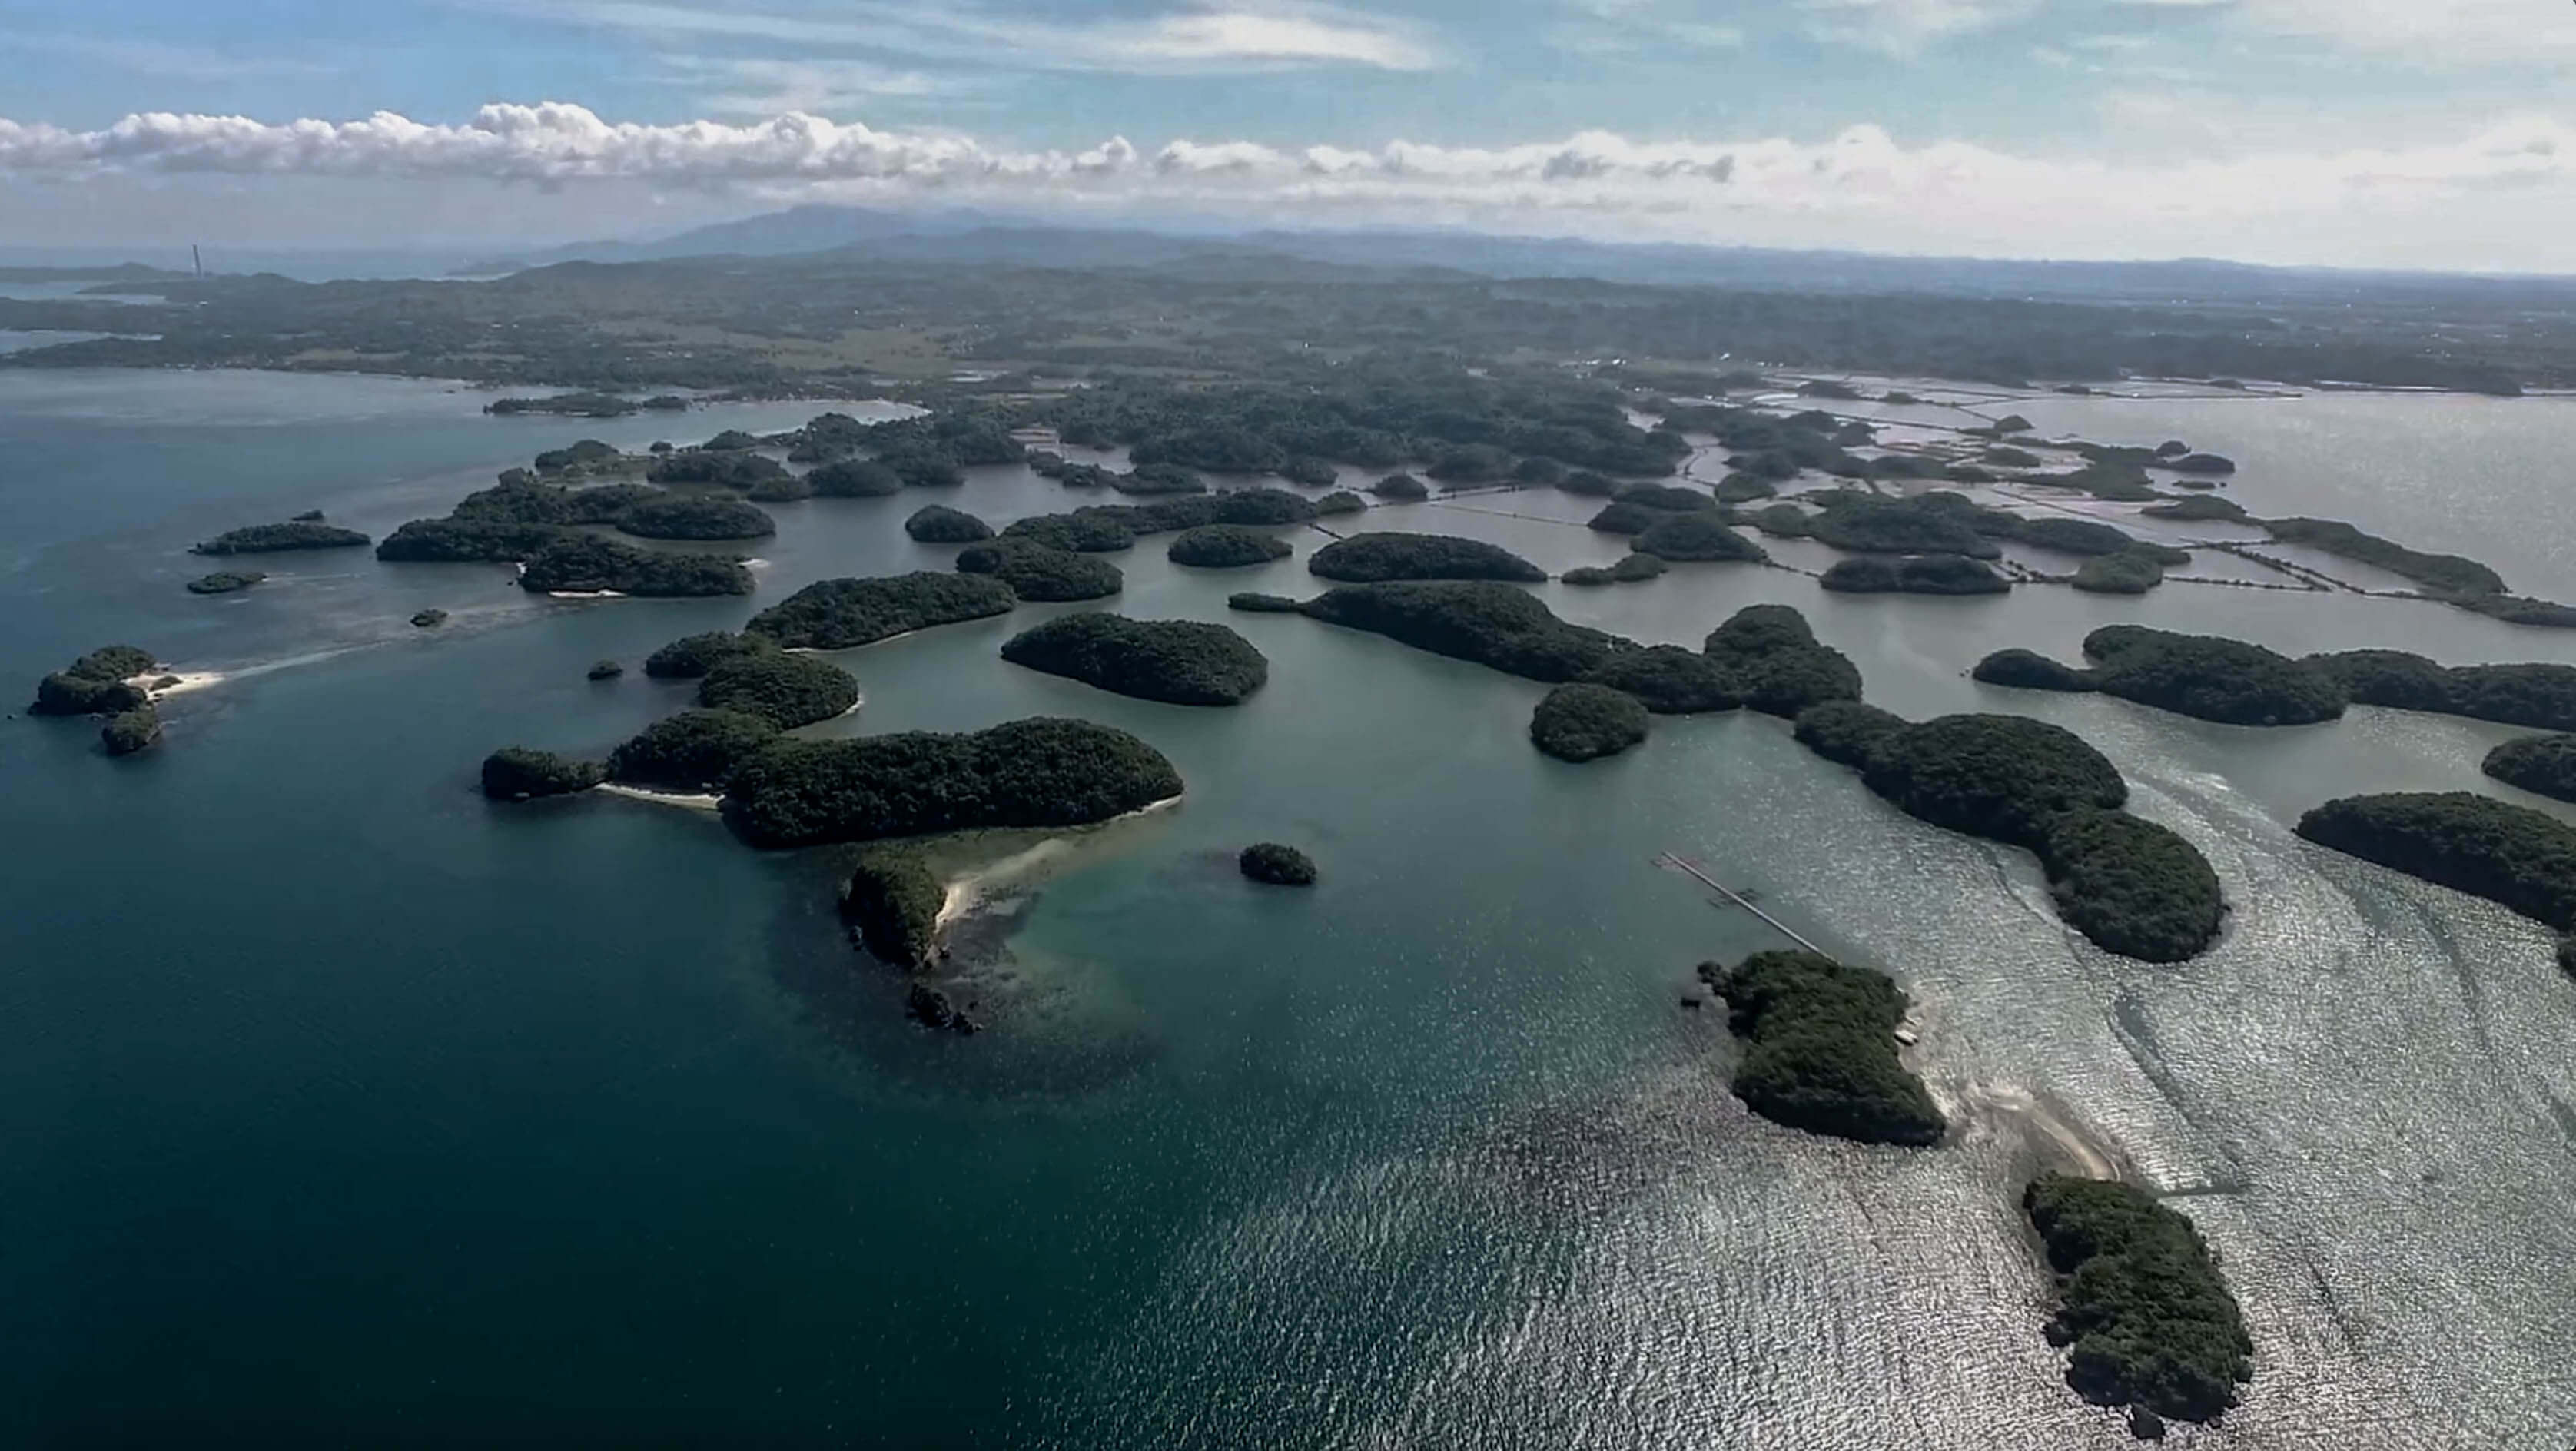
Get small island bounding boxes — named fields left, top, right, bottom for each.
left=1227, top=592, right=1303, bottom=613
left=1613, top=483, right=1715, bottom=513
left=614, top=495, right=776, bottom=541
left=1976, top=627, right=2347, bottom=727
left=2305, top=651, right=2576, bottom=732
left=518, top=536, right=752, bottom=596
left=904, top=504, right=995, bottom=543
left=808, top=459, right=905, bottom=497
left=1701, top=605, right=1863, bottom=719
left=1369, top=473, right=1429, bottom=501
left=2023, top=1175, right=2252, bottom=1426
left=1212, top=489, right=1316, bottom=526
left=1300, top=582, right=1625, bottom=682
left=1316, top=490, right=1366, bottom=516
left=1002, top=512, right=1136, bottom=553
left=481, top=747, right=603, bottom=800
left=1633, top=513, right=1768, bottom=563
left=695, top=652, right=861, bottom=729
left=1791, top=700, right=1907, bottom=768
left=191, top=520, right=372, bottom=555
left=1578, top=646, right=1738, bottom=714
left=1529, top=682, right=1650, bottom=762
left=411, top=609, right=449, bottom=627
left=1701, top=950, right=1944, bottom=1147
left=187, top=570, right=265, bottom=595
left=643, top=630, right=773, bottom=679
left=101, top=706, right=162, bottom=757
left=648, top=450, right=789, bottom=490
left=1820, top=555, right=2008, bottom=595
left=606, top=709, right=782, bottom=792
left=842, top=847, right=944, bottom=969
left=954, top=540, right=1124, bottom=602
left=2484, top=734, right=2576, bottom=803
left=377, top=519, right=569, bottom=563
left=1306, top=533, right=1546, bottom=583
left=1239, top=842, right=1317, bottom=887
left=1561, top=553, right=1666, bottom=586
left=1167, top=525, right=1293, bottom=568
left=588, top=659, right=624, bottom=681
left=720, top=717, right=1184, bottom=849
left=2070, top=549, right=2169, bottom=594
left=744, top=573, right=1017, bottom=650
left=999, top=613, right=1269, bottom=706
left=2295, top=792, right=2576, bottom=934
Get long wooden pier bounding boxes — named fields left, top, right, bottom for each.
left=1655, top=852, right=1825, bottom=955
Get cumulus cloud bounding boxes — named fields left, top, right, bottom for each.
left=5, top=102, right=2574, bottom=267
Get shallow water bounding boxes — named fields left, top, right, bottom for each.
left=2, top=372, right=2571, bottom=1446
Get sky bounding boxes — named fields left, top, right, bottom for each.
left=2, top=0, right=2574, bottom=270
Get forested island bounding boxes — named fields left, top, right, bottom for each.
left=1000, top=613, right=1269, bottom=706
left=28, top=644, right=155, bottom=716
left=518, top=536, right=752, bottom=596
left=1300, top=582, right=1623, bottom=682
left=1239, top=842, right=1318, bottom=886
left=607, top=709, right=782, bottom=792
left=1701, top=606, right=1863, bottom=718
left=2296, top=792, right=2576, bottom=944
left=1529, top=683, right=1650, bottom=762
left=905, top=504, right=994, bottom=542
left=192, top=520, right=371, bottom=555
left=842, top=847, right=944, bottom=970
left=1002, top=512, right=1135, bottom=554
left=643, top=630, right=772, bottom=679
left=1821, top=556, right=2008, bottom=596
left=743, top=573, right=1016, bottom=649
left=1977, top=627, right=2348, bottom=727
left=719, top=718, right=1183, bottom=848
left=615, top=495, right=776, bottom=541
left=2024, top=1175, right=2252, bottom=1429
left=1632, top=513, right=1767, bottom=564
left=1701, top=950, right=1944, bottom=1146
left=954, top=540, right=1124, bottom=601
left=695, top=652, right=860, bottom=729
left=480, top=747, right=603, bottom=800
left=1307, top=533, right=1546, bottom=584
left=1168, top=525, right=1293, bottom=568
left=186, top=570, right=265, bottom=595
left=1560, top=554, right=1665, bottom=586
left=1578, top=646, right=1738, bottom=714
left=2483, top=734, right=2576, bottom=803
left=2305, top=651, right=2576, bottom=732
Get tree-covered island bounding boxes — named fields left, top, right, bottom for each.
left=999, top=613, right=1270, bottom=706
left=1701, top=950, right=1944, bottom=1147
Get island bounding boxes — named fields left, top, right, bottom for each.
left=588, top=659, right=623, bottom=680
left=410, top=609, right=449, bottom=627
left=456, top=477, right=656, bottom=525
left=615, top=495, right=776, bottom=541
left=191, top=521, right=371, bottom=555
left=1212, top=489, right=1316, bottom=526
left=1167, top=525, right=1293, bottom=568
left=1701, top=950, right=1944, bottom=1146
left=808, top=459, right=905, bottom=497
left=2071, top=550, right=2169, bottom=594
left=2305, top=650, right=2576, bottom=732
left=719, top=717, right=1184, bottom=849
left=2262, top=516, right=2505, bottom=596
left=1529, top=683, right=1650, bottom=762
left=999, top=613, right=1269, bottom=706
left=695, top=652, right=861, bottom=729
left=1975, top=627, right=2347, bottom=727
left=518, top=536, right=752, bottom=596
left=647, top=450, right=790, bottom=490
left=1820, top=556, right=2009, bottom=595
left=1307, top=533, right=1546, bottom=583
left=954, top=540, right=1124, bottom=602
left=1837, top=713, right=2226, bottom=961
left=2483, top=734, right=2576, bottom=803
left=1075, top=497, right=1225, bottom=536
left=644, top=630, right=775, bottom=679
left=905, top=504, right=994, bottom=543
left=2295, top=792, right=2576, bottom=934
left=2140, top=495, right=2249, bottom=523
left=1300, top=582, right=1624, bottom=682
left=2023, top=1175, right=2252, bottom=1427
left=1584, top=501, right=1665, bottom=536
left=1369, top=473, right=1430, bottom=501
left=480, top=747, right=604, bottom=800
left=606, top=709, right=782, bottom=792
left=534, top=439, right=622, bottom=471
left=842, top=847, right=944, bottom=969
left=377, top=519, right=569, bottom=563
left=1701, top=605, right=1864, bottom=719
left=1578, top=646, right=1738, bottom=714
left=1001, top=512, right=1135, bottom=553
left=743, top=573, right=1017, bottom=649
left=1239, top=842, right=1317, bottom=886
left=1633, top=513, right=1768, bottom=563
left=1316, top=491, right=1366, bottom=516
left=1791, top=700, right=1907, bottom=767
left=186, top=570, right=265, bottom=595
left=1227, top=592, right=1303, bottom=613
left=1561, top=554, right=1666, bottom=586
left=101, top=706, right=161, bottom=757
left=1800, top=495, right=2001, bottom=558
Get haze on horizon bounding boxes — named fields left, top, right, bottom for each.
left=3, top=0, right=2573, bottom=273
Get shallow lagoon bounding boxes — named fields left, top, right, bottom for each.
left=2, top=369, right=2571, bottom=1446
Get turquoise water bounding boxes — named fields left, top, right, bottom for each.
left=4, top=370, right=2574, bottom=1446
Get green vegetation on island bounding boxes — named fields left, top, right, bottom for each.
left=29, top=644, right=157, bottom=716
left=1578, top=645, right=1739, bottom=714
left=192, top=520, right=372, bottom=555
left=410, top=609, right=449, bottom=628
left=606, top=709, right=782, bottom=792
left=2262, top=516, right=2505, bottom=596
left=481, top=747, right=603, bottom=800
left=1799, top=495, right=2002, bottom=558
left=1972, top=648, right=2093, bottom=693
left=1976, top=627, right=2347, bottom=727
left=1791, top=701, right=1908, bottom=768
left=1561, top=553, right=1668, bottom=586
left=1701, top=950, right=1943, bottom=1146
left=1702, top=605, right=1863, bottom=719
left=2295, top=792, right=2576, bottom=932
left=1000, top=613, right=1269, bottom=706
left=588, top=659, right=623, bottom=680
left=1210, top=488, right=1317, bottom=526
left=1002, top=511, right=1135, bottom=553
left=905, top=504, right=994, bottom=543
left=1300, top=582, right=1623, bottom=682
left=377, top=518, right=569, bottom=563
left=647, top=450, right=790, bottom=490
left=695, top=652, right=861, bottom=729
left=1168, top=524, right=1293, bottom=568
left=1821, top=555, right=2009, bottom=595
left=807, top=458, right=905, bottom=496
left=2023, top=1175, right=2252, bottom=1426
left=519, top=536, right=752, bottom=596
left=720, top=717, right=1183, bottom=849
left=2483, top=734, right=2576, bottom=803
left=1584, top=501, right=1666, bottom=536
left=954, top=539, right=1124, bottom=601
left=614, top=495, right=775, bottom=541
left=1530, top=682, right=1650, bottom=762
left=1239, top=842, right=1318, bottom=886
left=187, top=570, right=265, bottom=595
left=2141, top=495, right=2250, bottom=523
left=101, top=706, right=161, bottom=757
left=2305, top=650, right=2576, bottom=732
left=842, top=847, right=945, bottom=970
left=1307, top=533, right=1545, bottom=583
left=743, top=572, right=1016, bottom=649
left=644, top=630, right=774, bottom=679
left=1633, top=513, right=1768, bottom=563
left=1370, top=473, right=1429, bottom=501
left=1316, top=490, right=1366, bottom=516
left=2071, top=549, right=2169, bottom=594
left=1228, top=592, right=1303, bottom=613
left=455, top=476, right=656, bottom=526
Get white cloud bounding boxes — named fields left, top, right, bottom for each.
left=1798, top=0, right=2043, bottom=56
left=1552, top=0, right=1744, bottom=55
left=2130, top=0, right=2576, bottom=65
left=657, top=57, right=963, bottom=116
left=5, top=102, right=2575, bottom=268
left=512, top=0, right=1446, bottom=74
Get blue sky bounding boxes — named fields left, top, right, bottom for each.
left=4, top=0, right=2574, bottom=267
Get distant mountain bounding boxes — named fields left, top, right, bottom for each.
left=460, top=204, right=2576, bottom=307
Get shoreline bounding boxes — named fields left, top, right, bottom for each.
left=596, top=782, right=722, bottom=811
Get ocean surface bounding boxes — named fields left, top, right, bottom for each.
left=3, top=370, right=2573, bottom=1447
